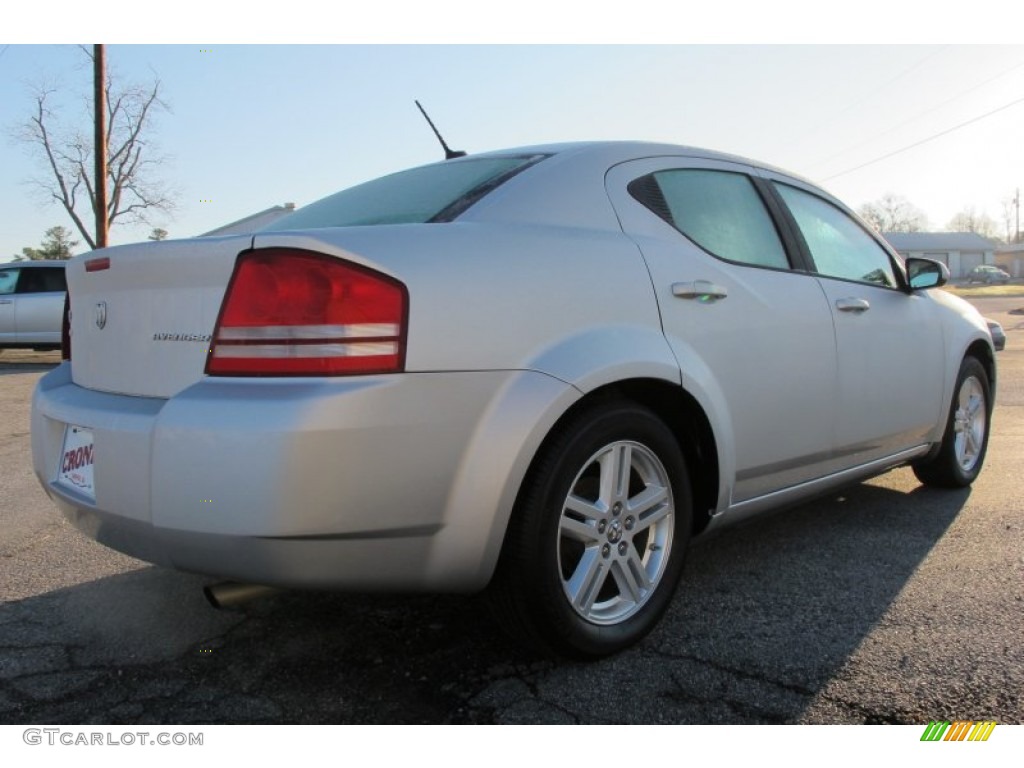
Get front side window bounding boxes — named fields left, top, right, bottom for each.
left=260, top=155, right=545, bottom=231
left=631, top=170, right=790, bottom=270
left=775, top=184, right=898, bottom=288
left=0, top=269, right=19, bottom=295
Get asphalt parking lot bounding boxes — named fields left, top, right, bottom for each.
left=1, top=296, right=1022, bottom=724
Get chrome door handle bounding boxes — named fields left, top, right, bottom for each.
left=835, top=297, right=870, bottom=313
left=672, top=280, right=728, bottom=301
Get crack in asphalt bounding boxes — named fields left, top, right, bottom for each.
left=1, top=591, right=533, bottom=723
left=661, top=670, right=790, bottom=723
left=811, top=692, right=918, bottom=724
left=647, top=645, right=818, bottom=697
left=0, top=608, right=259, bottom=722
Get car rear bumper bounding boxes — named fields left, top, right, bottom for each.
left=32, top=363, right=573, bottom=591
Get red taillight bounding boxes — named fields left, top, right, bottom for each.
left=206, top=249, right=408, bottom=376
left=61, top=291, right=71, bottom=361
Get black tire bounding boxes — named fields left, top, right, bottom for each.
left=912, top=356, right=991, bottom=488
left=490, top=401, right=692, bottom=658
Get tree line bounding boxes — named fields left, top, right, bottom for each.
left=12, top=226, right=168, bottom=261
left=857, top=193, right=1018, bottom=241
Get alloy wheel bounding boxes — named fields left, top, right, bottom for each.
left=557, top=440, right=674, bottom=625
left=953, top=375, right=986, bottom=472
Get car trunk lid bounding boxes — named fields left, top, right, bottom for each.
left=67, top=236, right=250, bottom=398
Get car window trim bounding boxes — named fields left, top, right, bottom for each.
left=750, top=177, right=815, bottom=273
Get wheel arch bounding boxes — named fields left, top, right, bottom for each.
left=597, top=379, right=720, bottom=536
left=432, top=306, right=734, bottom=591
left=965, top=338, right=996, bottom=396
left=500, top=377, right=721, bottom=551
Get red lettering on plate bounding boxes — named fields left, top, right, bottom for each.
left=61, top=444, right=93, bottom=474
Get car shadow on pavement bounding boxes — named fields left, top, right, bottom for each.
left=0, top=475, right=968, bottom=724
left=0, top=564, right=531, bottom=724
left=468, top=477, right=972, bottom=724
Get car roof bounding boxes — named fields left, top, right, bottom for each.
left=471, top=140, right=800, bottom=177
left=445, top=141, right=829, bottom=233
left=0, top=260, right=68, bottom=269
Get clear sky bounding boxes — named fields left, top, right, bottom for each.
left=3, top=9, right=1024, bottom=257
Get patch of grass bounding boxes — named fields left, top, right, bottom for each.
left=942, top=284, right=1024, bottom=298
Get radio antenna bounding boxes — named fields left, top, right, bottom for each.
left=415, top=100, right=466, bottom=160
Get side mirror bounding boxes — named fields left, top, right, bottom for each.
left=906, top=257, right=949, bottom=290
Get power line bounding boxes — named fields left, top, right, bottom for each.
left=797, top=47, right=949, bottom=143
left=821, top=93, right=1024, bottom=182
left=808, top=57, right=1024, bottom=171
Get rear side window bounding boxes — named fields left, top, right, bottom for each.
left=630, top=170, right=790, bottom=269
left=17, top=267, right=67, bottom=293
left=261, top=155, right=546, bottom=231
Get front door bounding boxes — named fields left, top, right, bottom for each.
left=768, top=179, right=945, bottom=462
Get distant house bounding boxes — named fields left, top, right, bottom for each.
left=201, top=203, right=296, bottom=237
left=882, top=232, right=996, bottom=280
left=995, top=243, right=1024, bottom=279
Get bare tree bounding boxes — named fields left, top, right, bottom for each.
left=946, top=206, right=998, bottom=239
left=13, top=49, right=175, bottom=250
left=857, top=193, right=929, bottom=233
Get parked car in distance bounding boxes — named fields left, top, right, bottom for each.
left=0, top=260, right=67, bottom=352
left=30, top=142, right=997, bottom=658
left=966, top=265, right=1011, bottom=284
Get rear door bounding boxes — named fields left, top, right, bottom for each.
left=606, top=157, right=839, bottom=504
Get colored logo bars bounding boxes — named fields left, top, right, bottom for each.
left=921, top=721, right=997, bottom=742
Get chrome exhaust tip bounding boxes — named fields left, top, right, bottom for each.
left=204, top=581, right=282, bottom=609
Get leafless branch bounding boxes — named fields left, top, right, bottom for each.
left=10, top=50, right=176, bottom=249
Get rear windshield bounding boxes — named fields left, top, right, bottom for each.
left=261, top=154, right=545, bottom=231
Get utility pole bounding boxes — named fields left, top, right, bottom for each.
left=1016, top=188, right=1020, bottom=245
left=93, top=44, right=109, bottom=249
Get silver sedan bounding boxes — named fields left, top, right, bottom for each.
left=31, top=142, right=996, bottom=657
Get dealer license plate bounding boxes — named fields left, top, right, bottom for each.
left=56, top=425, right=95, bottom=501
